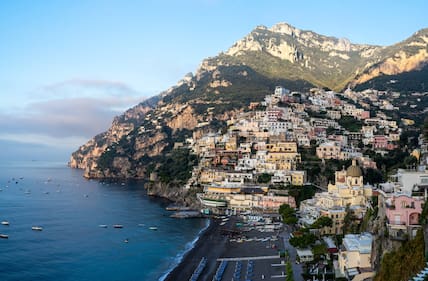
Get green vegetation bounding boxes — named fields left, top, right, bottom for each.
left=285, top=261, right=294, bottom=281
left=363, top=168, right=384, bottom=185
left=366, top=149, right=419, bottom=178
left=289, top=231, right=317, bottom=248
left=279, top=204, right=298, bottom=225
left=374, top=230, right=425, bottom=281
left=312, top=243, right=327, bottom=260
left=257, top=173, right=272, bottom=183
left=156, top=148, right=198, bottom=184
left=287, top=185, right=317, bottom=207
left=342, top=204, right=359, bottom=235
left=97, top=147, right=117, bottom=170
left=310, top=216, right=333, bottom=229
left=338, top=116, right=363, bottom=132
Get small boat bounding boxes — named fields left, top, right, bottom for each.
left=98, top=225, right=108, bottom=228
left=124, top=238, right=129, bottom=243
left=220, top=222, right=227, bottom=226
left=32, top=226, right=43, bottom=231
left=1, top=221, right=9, bottom=226
left=149, top=226, right=158, bottom=231
left=113, top=224, right=123, bottom=229
left=0, top=234, right=8, bottom=239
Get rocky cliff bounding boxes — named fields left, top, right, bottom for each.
left=70, top=22, right=428, bottom=182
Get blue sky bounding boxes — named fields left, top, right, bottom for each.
left=0, top=0, right=427, bottom=162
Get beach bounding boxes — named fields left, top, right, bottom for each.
left=163, top=216, right=292, bottom=281
left=163, top=218, right=228, bottom=281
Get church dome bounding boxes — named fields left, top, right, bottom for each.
left=346, top=159, right=362, bottom=177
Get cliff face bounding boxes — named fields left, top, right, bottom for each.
left=222, top=23, right=428, bottom=91
left=145, top=181, right=202, bottom=208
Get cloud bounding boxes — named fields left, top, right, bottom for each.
left=0, top=79, right=148, bottom=151
left=32, top=78, right=141, bottom=100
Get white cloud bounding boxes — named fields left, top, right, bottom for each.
left=0, top=79, right=149, bottom=150
left=0, top=133, right=88, bottom=149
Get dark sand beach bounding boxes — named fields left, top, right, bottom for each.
left=164, top=216, right=288, bottom=281
left=164, top=218, right=228, bottom=281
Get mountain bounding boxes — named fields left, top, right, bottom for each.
left=69, top=22, right=428, bottom=180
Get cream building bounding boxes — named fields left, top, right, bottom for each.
left=338, top=233, right=373, bottom=279
left=299, top=160, right=373, bottom=234
left=316, top=141, right=341, bottom=160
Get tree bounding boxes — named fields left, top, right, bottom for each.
left=364, top=168, right=384, bottom=185
left=342, top=204, right=358, bottom=234
left=279, top=204, right=298, bottom=225
left=311, top=216, right=333, bottom=229
left=257, top=173, right=272, bottom=183
left=289, top=232, right=317, bottom=248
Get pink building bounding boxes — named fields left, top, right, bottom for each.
left=360, top=111, right=370, bottom=120
left=373, top=135, right=388, bottom=149
left=385, top=194, right=423, bottom=227
left=260, top=195, right=296, bottom=210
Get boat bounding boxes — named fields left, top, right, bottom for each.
left=1, top=221, right=9, bottom=226
left=149, top=226, right=158, bottom=231
left=98, top=225, right=108, bottom=228
left=113, top=224, right=123, bottom=228
left=220, top=222, right=227, bottom=226
left=0, top=234, right=8, bottom=239
left=124, top=238, right=129, bottom=243
left=32, top=226, right=43, bottom=231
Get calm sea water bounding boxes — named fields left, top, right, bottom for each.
left=0, top=161, right=208, bottom=281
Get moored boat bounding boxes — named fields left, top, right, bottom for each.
left=149, top=226, right=158, bottom=230
left=32, top=226, right=43, bottom=231
left=1, top=221, right=9, bottom=226
left=0, top=234, right=8, bottom=239
left=113, top=224, right=123, bottom=228
left=98, top=224, right=108, bottom=228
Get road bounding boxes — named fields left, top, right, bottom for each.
left=280, top=226, right=304, bottom=281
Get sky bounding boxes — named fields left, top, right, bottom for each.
left=0, top=0, right=427, bottom=162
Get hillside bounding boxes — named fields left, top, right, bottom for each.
left=69, top=22, right=428, bottom=180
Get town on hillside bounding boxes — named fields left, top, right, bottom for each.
left=158, top=86, right=428, bottom=281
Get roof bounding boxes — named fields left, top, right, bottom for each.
left=296, top=248, right=313, bottom=256
left=343, top=233, right=372, bottom=254
left=347, top=159, right=362, bottom=177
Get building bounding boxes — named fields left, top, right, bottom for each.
left=299, top=160, right=373, bottom=234
left=383, top=192, right=424, bottom=239
left=394, top=168, right=428, bottom=196
left=338, top=233, right=373, bottom=279
left=316, top=142, right=341, bottom=160
left=296, top=249, right=314, bottom=262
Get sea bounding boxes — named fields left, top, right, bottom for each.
left=0, top=161, right=208, bottom=281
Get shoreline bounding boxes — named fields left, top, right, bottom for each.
left=161, top=217, right=227, bottom=281
left=158, top=218, right=212, bottom=281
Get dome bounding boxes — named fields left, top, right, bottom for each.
left=346, top=159, right=362, bottom=177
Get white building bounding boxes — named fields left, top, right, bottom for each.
left=338, top=233, right=373, bottom=279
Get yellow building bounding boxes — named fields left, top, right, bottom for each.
left=266, top=142, right=298, bottom=153
left=326, top=159, right=372, bottom=207
left=299, top=160, right=373, bottom=234
left=319, top=208, right=346, bottom=235
left=266, top=152, right=301, bottom=170
left=291, top=171, right=306, bottom=186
